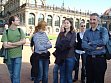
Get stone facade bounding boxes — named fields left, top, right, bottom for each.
left=3, top=0, right=90, bottom=35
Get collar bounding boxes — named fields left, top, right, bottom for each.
left=90, top=25, right=101, bottom=31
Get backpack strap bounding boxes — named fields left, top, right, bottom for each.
left=17, top=28, right=23, bottom=50
left=18, top=28, right=21, bottom=33
left=17, top=28, right=22, bottom=39
left=6, top=29, right=8, bottom=41
left=6, top=29, right=8, bottom=35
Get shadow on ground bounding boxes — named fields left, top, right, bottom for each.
left=0, top=62, right=55, bottom=83
left=0, top=61, right=111, bottom=83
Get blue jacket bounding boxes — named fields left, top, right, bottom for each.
left=82, top=26, right=109, bottom=55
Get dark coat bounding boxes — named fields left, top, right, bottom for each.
left=76, top=32, right=84, bottom=51
left=53, top=31, right=76, bottom=65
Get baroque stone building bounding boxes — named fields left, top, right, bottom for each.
left=3, top=0, right=90, bottom=34
left=101, top=8, right=111, bottom=32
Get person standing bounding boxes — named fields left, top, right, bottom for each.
left=73, top=22, right=86, bottom=83
left=1, top=15, right=26, bottom=83
left=55, top=18, right=76, bottom=83
left=53, top=24, right=65, bottom=83
left=31, top=21, right=52, bottom=83
left=82, top=13, right=109, bottom=83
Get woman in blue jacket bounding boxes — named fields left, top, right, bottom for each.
left=30, top=21, right=52, bottom=83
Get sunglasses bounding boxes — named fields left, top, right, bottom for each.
left=81, top=25, right=85, bottom=27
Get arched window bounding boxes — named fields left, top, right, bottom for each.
left=29, top=0, right=35, bottom=4
left=38, top=14, right=44, bottom=22
left=23, top=13, right=25, bottom=23
left=109, top=23, right=111, bottom=31
left=47, top=15, right=52, bottom=26
left=86, top=20, right=89, bottom=28
left=62, top=17, right=66, bottom=23
left=55, top=16, right=60, bottom=26
left=0, top=20, right=3, bottom=24
left=75, top=18, right=79, bottom=29
left=81, top=19, right=85, bottom=23
left=28, top=13, right=35, bottom=25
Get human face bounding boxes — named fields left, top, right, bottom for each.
left=90, top=15, right=98, bottom=28
left=80, top=23, right=86, bottom=32
left=13, top=17, right=20, bottom=26
left=64, top=20, right=71, bottom=29
left=60, top=23, right=65, bottom=32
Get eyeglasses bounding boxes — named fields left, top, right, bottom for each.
left=81, top=25, right=85, bottom=27
left=15, top=20, right=20, bottom=21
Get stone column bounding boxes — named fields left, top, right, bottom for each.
left=35, top=11, right=38, bottom=26
left=52, top=14, right=55, bottom=34
left=25, top=10, right=29, bottom=34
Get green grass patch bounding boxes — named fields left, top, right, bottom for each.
left=48, top=34, right=57, bottom=40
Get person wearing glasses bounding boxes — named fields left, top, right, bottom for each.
left=1, top=15, right=26, bottom=83
left=73, top=22, right=86, bottom=83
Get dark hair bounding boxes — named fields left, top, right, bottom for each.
left=64, top=18, right=74, bottom=32
left=8, top=15, right=17, bottom=26
left=90, top=13, right=99, bottom=17
left=60, top=18, right=75, bottom=37
left=90, top=13, right=101, bottom=23
left=80, top=22, right=85, bottom=26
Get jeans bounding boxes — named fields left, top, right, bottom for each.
left=53, top=64, right=59, bottom=83
left=60, top=57, right=76, bottom=83
left=6, top=57, right=22, bottom=83
left=74, top=53, right=86, bottom=81
left=34, top=59, right=49, bottom=83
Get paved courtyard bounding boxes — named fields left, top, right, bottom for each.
left=0, top=40, right=111, bottom=83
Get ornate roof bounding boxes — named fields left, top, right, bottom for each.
left=104, top=8, right=111, bottom=16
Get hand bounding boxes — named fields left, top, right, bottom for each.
left=47, top=41, right=51, bottom=44
left=8, top=42, right=13, bottom=45
left=96, top=47, right=103, bottom=50
left=88, top=42, right=91, bottom=45
left=60, top=25, right=64, bottom=32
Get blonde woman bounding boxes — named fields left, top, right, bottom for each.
left=30, top=21, right=52, bottom=83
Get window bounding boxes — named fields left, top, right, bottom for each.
left=86, top=20, right=89, bottom=28
left=29, top=0, right=35, bottom=4
left=55, top=16, right=60, bottom=26
left=47, top=15, right=52, bottom=26
left=38, top=14, right=44, bottom=22
left=75, top=18, right=79, bottom=29
left=28, top=13, right=35, bottom=25
left=62, top=17, right=66, bottom=23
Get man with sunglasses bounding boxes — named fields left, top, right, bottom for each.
left=82, top=13, right=109, bottom=83
left=73, top=22, right=86, bottom=83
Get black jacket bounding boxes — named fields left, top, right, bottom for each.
left=76, top=32, right=84, bottom=51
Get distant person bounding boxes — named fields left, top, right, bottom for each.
left=82, top=13, right=109, bottom=83
left=1, top=15, right=26, bottom=83
left=73, top=22, right=86, bottom=83
left=53, top=24, right=65, bottom=83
